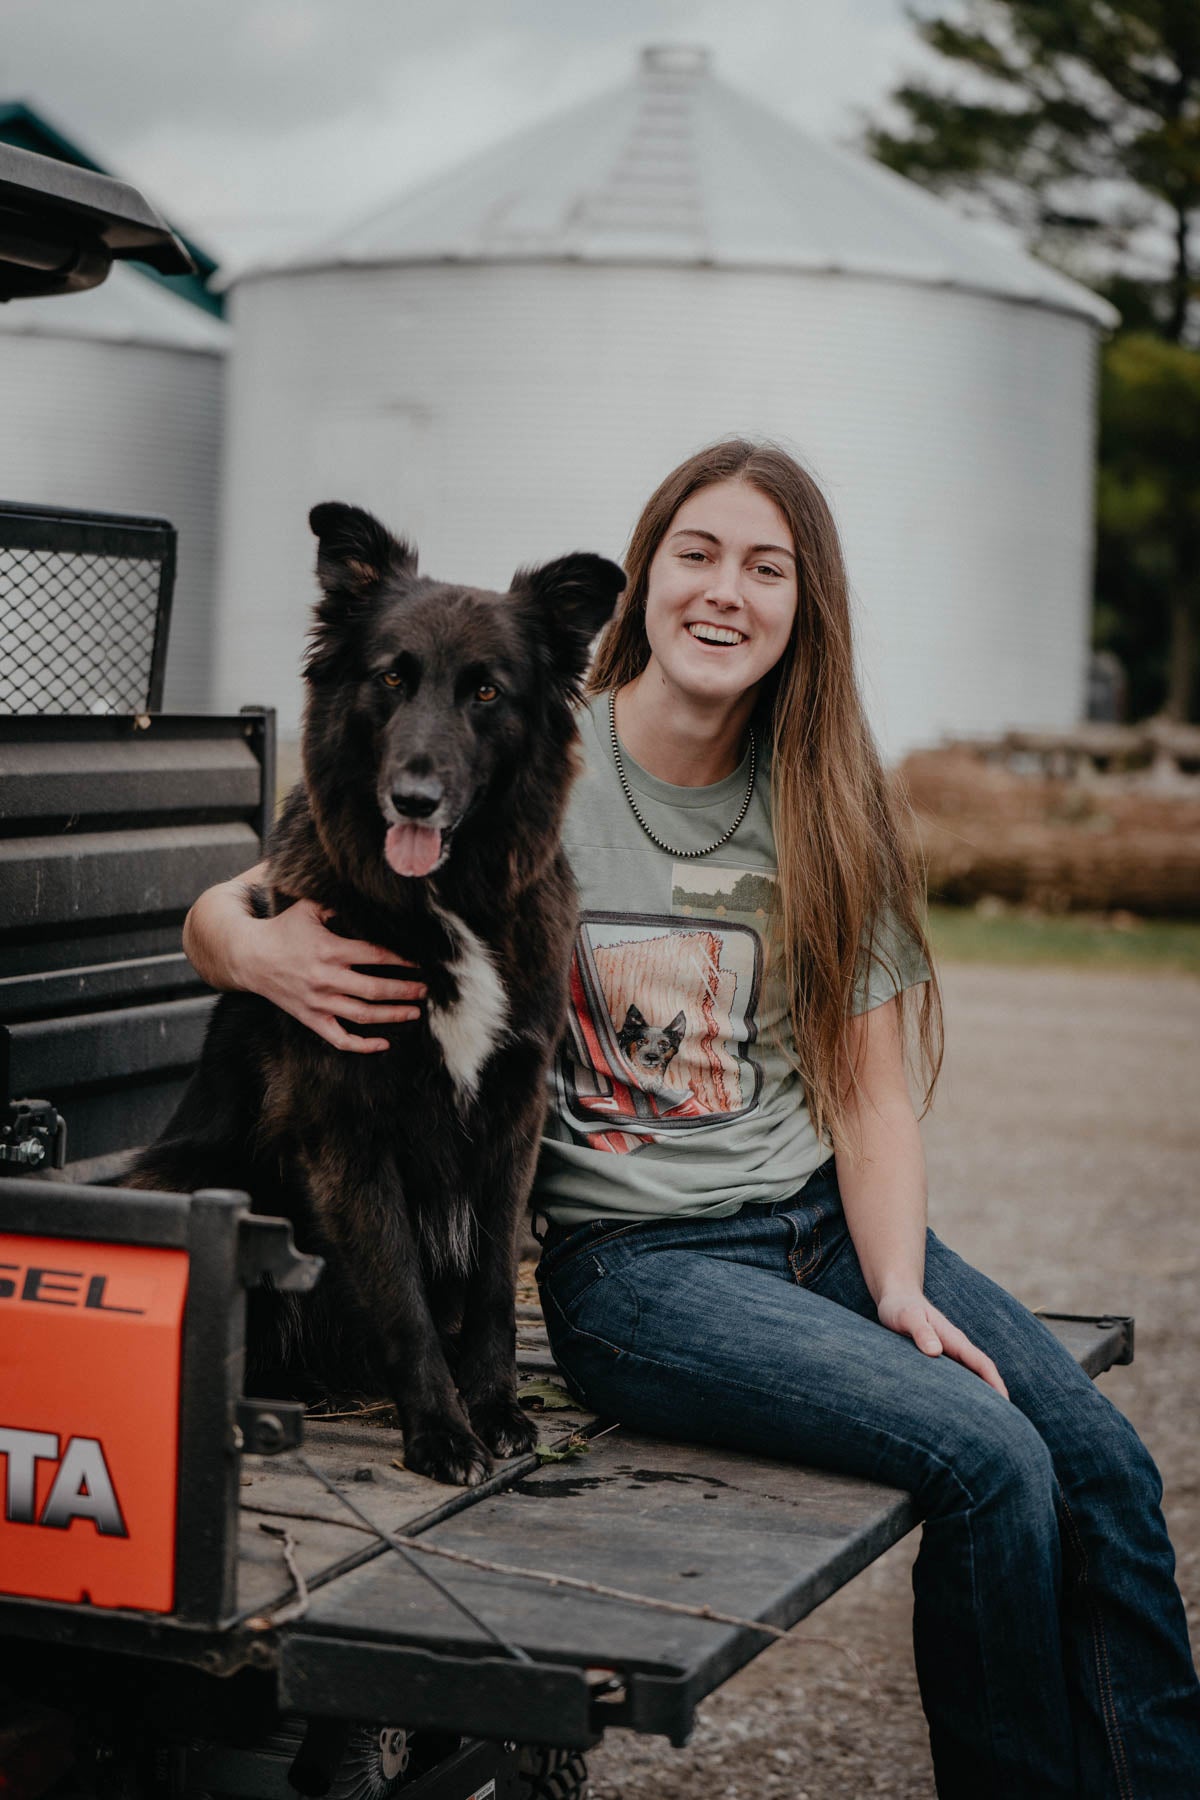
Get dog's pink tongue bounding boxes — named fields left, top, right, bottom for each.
left=385, top=822, right=442, bottom=877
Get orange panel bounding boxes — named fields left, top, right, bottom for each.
left=0, top=1234, right=188, bottom=1612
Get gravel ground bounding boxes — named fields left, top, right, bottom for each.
left=583, top=962, right=1200, bottom=1799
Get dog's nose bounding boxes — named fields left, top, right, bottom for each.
left=391, top=783, right=443, bottom=820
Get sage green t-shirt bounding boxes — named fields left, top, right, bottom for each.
left=534, top=695, right=929, bottom=1227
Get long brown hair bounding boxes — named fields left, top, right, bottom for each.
left=589, top=439, right=942, bottom=1144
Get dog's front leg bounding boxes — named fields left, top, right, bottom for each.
left=456, top=1105, right=541, bottom=1461
left=304, top=1154, right=493, bottom=1487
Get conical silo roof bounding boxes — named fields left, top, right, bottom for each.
left=256, top=44, right=1115, bottom=328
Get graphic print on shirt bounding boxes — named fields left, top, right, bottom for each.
left=559, top=870, right=770, bottom=1154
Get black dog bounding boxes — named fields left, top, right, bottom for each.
left=131, top=503, right=624, bottom=1485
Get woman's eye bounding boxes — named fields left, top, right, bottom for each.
left=380, top=670, right=403, bottom=689
left=475, top=683, right=499, bottom=703
left=755, top=564, right=783, bottom=579
left=680, top=550, right=707, bottom=563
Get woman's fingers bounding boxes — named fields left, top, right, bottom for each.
left=309, top=1012, right=393, bottom=1055
left=336, top=969, right=427, bottom=1005
left=883, top=1298, right=1009, bottom=1398
left=922, top=1310, right=1009, bottom=1398
left=244, top=900, right=425, bottom=1047
left=318, top=925, right=420, bottom=971
left=892, top=1302, right=943, bottom=1358
left=329, top=998, right=424, bottom=1027
left=312, top=966, right=425, bottom=1023
left=938, top=1322, right=1009, bottom=1398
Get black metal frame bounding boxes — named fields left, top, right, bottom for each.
left=0, top=1178, right=319, bottom=1633
left=1, top=707, right=276, bottom=1177
left=0, top=708, right=275, bottom=840
left=0, top=500, right=177, bottom=713
left=242, top=706, right=277, bottom=854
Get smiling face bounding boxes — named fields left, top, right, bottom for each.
left=641, top=479, right=799, bottom=712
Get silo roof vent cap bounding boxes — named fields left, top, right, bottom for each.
left=640, top=45, right=711, bottom=78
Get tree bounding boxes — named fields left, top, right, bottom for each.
left=865, top=2, right=1200, bottom=342
left=863, top=2, right=1200, bottom=717
left=1096, top=333, right=1200, bottom=720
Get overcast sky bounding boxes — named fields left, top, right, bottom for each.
left=3, top=0, right=942, bottom=264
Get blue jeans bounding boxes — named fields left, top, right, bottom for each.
left=537, top=1160, right=1200, bottom=1799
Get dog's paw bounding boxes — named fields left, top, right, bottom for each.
left=468, top=1395, right=540, bottom=1460
left=403, top=1422, right=493, bottom=1488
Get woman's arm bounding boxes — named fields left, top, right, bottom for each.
left=833, top=997, right=1008, bottom=1397
left=182, top=867, right=426, bottom=1054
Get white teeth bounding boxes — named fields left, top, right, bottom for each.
left=687, top=623, right=745, bottom=646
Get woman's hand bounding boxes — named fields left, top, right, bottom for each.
left=235, top=900, right=426, bottom=1054
left=876, top=1290, right=1009, bottom=1398
left=183, top=870, right=425, bottom=1054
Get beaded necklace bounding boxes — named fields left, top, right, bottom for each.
left=606, top=690, right=756, bottom=861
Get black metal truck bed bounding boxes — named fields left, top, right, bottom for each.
left=0, top=1181, right=1134, bottom=1758
left=236, top=1311, right=1132, bottom=1750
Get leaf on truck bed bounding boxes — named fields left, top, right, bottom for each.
left=535, top=1434, right=590, bottom=1464
left=517, top=1376, right=574, bottom=1411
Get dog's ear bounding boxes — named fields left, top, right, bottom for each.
left=305, top=504, right=419, bottom=682
left=309, top=502, right=417, bottom=599
left=511, top=553, right=625, bottom=688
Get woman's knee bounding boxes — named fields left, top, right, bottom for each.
left=928, top=1395, right=1059, bottom=1529
left=1030, top=1378, right=1164, bottom=1511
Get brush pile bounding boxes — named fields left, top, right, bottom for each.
left=896, top=724, right=1200, bottom=917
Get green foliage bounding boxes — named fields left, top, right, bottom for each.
left=928, top=905, right=1200, bottom=975
left=673, top=872, right=777, bottom=914
left=1095, top=333, right=1200, bottom=717
left=865, top=1, right=1200, bottom=718
left=534, top=1434, right=590, bottom=1465
left=865, top=2, right=1200, bottom=334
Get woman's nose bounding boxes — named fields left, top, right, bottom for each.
left=704, top=563, right=743, bottom=607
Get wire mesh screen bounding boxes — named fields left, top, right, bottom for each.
left=0, top=503, right=175, bottom=714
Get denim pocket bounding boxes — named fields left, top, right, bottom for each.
left=786, top=1212, right=825, bottom=1285
left=541, top=1245, right=640, bottom=1359
left=546, top=1247, right=610, bottom=1314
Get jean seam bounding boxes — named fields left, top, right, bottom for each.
left=1058, top=1481, right=1132, bottom=1800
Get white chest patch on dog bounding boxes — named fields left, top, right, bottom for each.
left=426, top=903, right=509, bottom=1104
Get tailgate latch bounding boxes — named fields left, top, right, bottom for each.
left=0, top=1098, right=66, bottom=1173
left=236, top=1397, right=306, bottom=1455
left=237, top=1214, right=324, bottom=1292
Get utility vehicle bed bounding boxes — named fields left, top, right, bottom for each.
left=188, top=1309, right=1139, bottom=1748
left=0, top=1162, right=1133, bottom=1755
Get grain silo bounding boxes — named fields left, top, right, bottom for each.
left=216, top=44, right=1115, bottom=754
left=0, top=257, right=226, bottom=711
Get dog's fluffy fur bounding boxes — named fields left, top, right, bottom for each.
left=131, top=503, right=623, bottom=1486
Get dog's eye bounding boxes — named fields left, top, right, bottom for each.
left=380, top=670, right=403, bottom=689
left=475, top=683, right=499, bottom=703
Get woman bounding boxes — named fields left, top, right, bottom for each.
left=184, top=441, right=1199, bottom=1797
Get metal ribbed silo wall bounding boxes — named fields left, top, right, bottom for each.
left=0, top=333, right=223, bottom=712
left=218, top=260, right=1099, bottom=755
